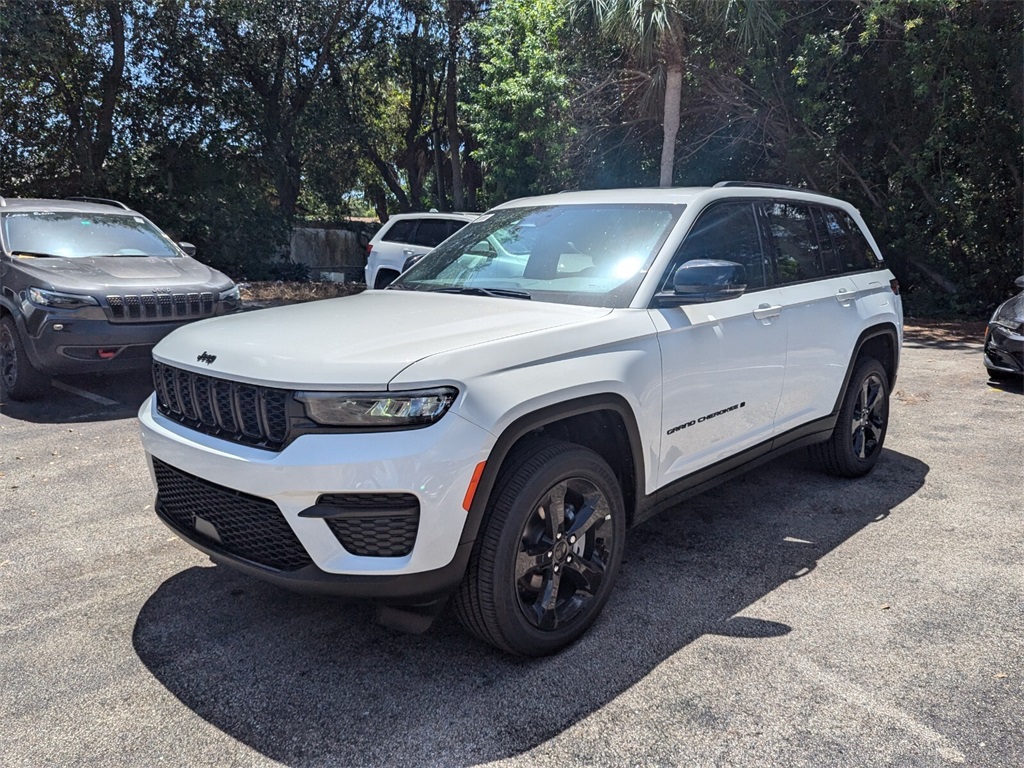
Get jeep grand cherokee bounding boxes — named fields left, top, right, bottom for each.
left=139, top=183, right=902, bottom=656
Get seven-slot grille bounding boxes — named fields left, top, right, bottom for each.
left=106, top=292, right=214, bottom=322
left=152, top=458, right=312, bottom=571
left=153, top=361, right=291, bottom=450
left=317, top=493, right=420, bottom=557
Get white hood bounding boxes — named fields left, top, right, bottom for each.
left=152, top=290, right=610, bottom=389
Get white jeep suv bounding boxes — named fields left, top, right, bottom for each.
left=364, top=211, right=477, bottom=289
left=139, top=183, right=902, bottom=656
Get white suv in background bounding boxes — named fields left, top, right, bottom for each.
left=139, top=183, right=902, bottom=656
left=364, top=212, right=478, bottom=288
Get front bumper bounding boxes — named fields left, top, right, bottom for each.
left=138, top=395, right=494, bottom=598
left=984, top=325, right=1024, bottom=375
left=16, top=295, right=239, bottom=375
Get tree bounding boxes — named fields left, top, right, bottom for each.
left=0, top=0, right=130, bottom=194
left=465, top=0, right=572, bottom=204
left=570, top=0, right=776, bottom=187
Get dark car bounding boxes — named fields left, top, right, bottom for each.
left=984, top=275, right=1024, bottom=381
left=0, top=196, right=239, bottom=401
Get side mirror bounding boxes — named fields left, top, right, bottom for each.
left=402, top=252, right=426, bottom=272
left=669, top=259, right=747, bottom=303
left=178, top=241, right=197, bottom=257
left=1014, top=275, right=1024, bottom=289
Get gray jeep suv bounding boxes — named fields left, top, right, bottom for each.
left=0, top=197, right=239, bottom=401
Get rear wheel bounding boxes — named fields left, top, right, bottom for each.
left=0, top=315, right=47, bottom=402
left=810, top=356, right=889, bottom=478
left=455, top=439, right=626, bottom=656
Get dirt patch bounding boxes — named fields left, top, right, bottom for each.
left=240, top=281, right=364, bottom=309
left=903, top=318, right=986, bottom=344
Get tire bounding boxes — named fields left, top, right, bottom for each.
left=454, top=439, right=626, bottom=656
left=0, top=315, right=47, bottom=402
left=810, top=356, right=889, bottom=478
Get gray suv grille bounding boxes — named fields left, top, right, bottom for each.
left=106, top=292, right=214, bottom=322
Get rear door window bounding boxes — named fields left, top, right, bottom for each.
left=762, top=202, right=823, bottom=284
left=412, top=219, right=452, bottom=248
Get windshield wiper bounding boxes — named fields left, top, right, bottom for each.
left=432, top=286, right=532, bottom=300
left=10, top=250, right=64, bottom=259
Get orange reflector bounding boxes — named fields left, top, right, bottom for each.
left=462, top=461, right=486, bottom=512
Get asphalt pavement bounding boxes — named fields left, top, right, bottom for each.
left=0, top=335, right=1021, bottom=767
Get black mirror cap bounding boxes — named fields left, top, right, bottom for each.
left=178, top=241, right=197, bottom=257
left=672, top=259, right=747, bottom=303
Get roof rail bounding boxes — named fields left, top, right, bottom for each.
left=713, top=181, right=819, bottom=193
left=65, top=196, right=132, bottom=210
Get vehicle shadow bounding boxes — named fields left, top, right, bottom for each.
left=986, top=376, right=1023, bottom=395
left=0, top=369, right=153, bottom=423
left=132, top=449, right=928, bottom=767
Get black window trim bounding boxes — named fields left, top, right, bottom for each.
left=753, top=198, right=887, bottom=289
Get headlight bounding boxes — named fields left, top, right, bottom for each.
left=218, top=285, right=240, bottom=302
left=27, top=287, right=98, bottom=310
left=296, top=387, right=458, bottom=427
left=990, top=312, right=1023, bottom=334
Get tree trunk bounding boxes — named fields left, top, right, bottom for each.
left=91, top=0, right=125, bottom=183
left=445, top=0, right=465, bottom=210
left=659, top=62, right=683, bottom=188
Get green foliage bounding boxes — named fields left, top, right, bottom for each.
left=0, top=0, right=1019, bottom=313
left=774, top=0, right=1022, bottom=316
left=465, top=0, right=573, bottom=204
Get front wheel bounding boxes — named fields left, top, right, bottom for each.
left=454, top=440, right=626, bottom=656
left=0, top=315, right=47, bottom=402
left=810, top=356, right=889, bottom=478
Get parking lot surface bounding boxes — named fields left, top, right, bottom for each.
left=1, top=334, right=1021, bottom=767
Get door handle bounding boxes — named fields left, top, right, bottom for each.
left=402, top=249, right=416, bottom=257
left=752, top=303, right=782, bottom=320
left=835, top=288, right=854, bottom=305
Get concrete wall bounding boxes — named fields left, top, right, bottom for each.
left=290, top=227, right=367, bottom=272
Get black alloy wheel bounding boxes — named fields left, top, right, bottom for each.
left=0, top=315, right=46, bottom=401
left=514, top=476, right=615, bottom=631
left=811, top=356, right=889, bottom=478
left=455, top=439, right=626, bottom=656
left=850, top=370, right=886, bottom=461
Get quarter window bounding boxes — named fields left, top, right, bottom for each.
left=383, top=219, right=415, bottom=243
left=824, top=209, right=879, bottom=272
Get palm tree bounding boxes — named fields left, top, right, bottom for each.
left=572, top=0, right=776, bottom=187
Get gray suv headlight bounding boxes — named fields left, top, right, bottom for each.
left=218, top=285, right=240, bottom=302
left=27, top=287, right=99, bottom=310
left=296, top=388, right=458, bottom=427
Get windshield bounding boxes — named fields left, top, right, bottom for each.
left=391, top=203, right=684, bottom=308
left=1, top=211, right=180, bottom=258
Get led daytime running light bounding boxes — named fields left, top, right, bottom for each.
left=296, top=388, right=457, bottom=427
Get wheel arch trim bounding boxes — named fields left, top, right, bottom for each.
left=832, top=323, right=901, bottom=415
left=461, top=393, right=645, bottom=546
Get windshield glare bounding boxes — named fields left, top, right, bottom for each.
left=2, top=211, right=180, bottom=258
left=392, top=204, right=684, bottom=307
